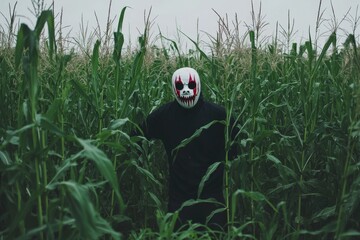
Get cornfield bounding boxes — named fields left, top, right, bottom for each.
left=0, top=2, right=359, bottom=240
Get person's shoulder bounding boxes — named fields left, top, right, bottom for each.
left=148, top=101, right=175, bottom=117
left=203, top=100, right=227, bottom=119
left=204, top=100, right=226, bottom=113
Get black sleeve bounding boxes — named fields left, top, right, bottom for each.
left=140, top=109, right=164, bottom=140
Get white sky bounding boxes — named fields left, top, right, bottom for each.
left=0, top=0, right=359, bottom=51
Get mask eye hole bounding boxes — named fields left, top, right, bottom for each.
left=175, top=82, right=184, bottom=90
left=188, top=81, right=196, bottom=89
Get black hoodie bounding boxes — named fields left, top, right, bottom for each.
left=141, top=97, right=237, bottom=211
left=142, top=97, right=238, bottom=200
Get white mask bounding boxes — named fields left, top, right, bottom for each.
left=171, top=67, right=201, bottom=109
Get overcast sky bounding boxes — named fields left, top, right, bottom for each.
left=0, top=0, right=359, bottom=51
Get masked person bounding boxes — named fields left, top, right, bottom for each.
left=138, top=67, right=237, bottom=230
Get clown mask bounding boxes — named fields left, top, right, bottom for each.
left=171, top=67, right=201, bottom=109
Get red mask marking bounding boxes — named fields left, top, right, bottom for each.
left=189, top=74, right=197, bottom=96
left=175, top=75, right=182, bottom=97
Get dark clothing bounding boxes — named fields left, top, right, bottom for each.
left=141, top=97, right=236, bottom=228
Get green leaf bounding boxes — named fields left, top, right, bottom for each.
left=117, top=6, right=128, bottom=33
left=76, top=137, right=125, bottom=213
left=312, top=32, right=336, bottom=77
left=197, top=161, right=222, bottom=198
left=0, top=151, right=12, bottom=165
left=91, top=40, right=101, bottom=105
left=3, top=123, right=36, bottom=146
left=312, top=205, right=336, bottom=220
left=205, top=207, right=226, bottom=225
left=15, top=24, right=29, bottom=68
left=178, top=198, right=223, bottom=212
left=171, top=120, right=225, bottom=159
left=160, top=34, right=183, bottom=64
left=266, top=153, right=281, bottom=164
left=130, top=160, right=161, bottom=186
left=181, top=30, right=212, bottom=64
left=44, top=98, right=63, bottom=121
left=233, top=189, right=266, bottom=201
left=232, top=189, right=277, bottom=213
left=34, top=10, right=55, bottom=58
left=38, top=115, right=64, bottom=137
left=70, top=78, right=95, bottom=108
left=61, top=181, right=121, bottom=240
left=340, top=230, right=360, bottom=237
left=46, top=152, right=82, bottom=189
left=108, top=118, right=130, bottom=130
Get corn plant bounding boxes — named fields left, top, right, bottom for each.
left=0, top=5, right=359, bottom=240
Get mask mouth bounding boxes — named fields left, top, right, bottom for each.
left=179, top=95, right=196, bottom=107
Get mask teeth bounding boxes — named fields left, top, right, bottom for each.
left=181, top=96, right=195, bottom=107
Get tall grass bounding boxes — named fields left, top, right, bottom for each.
left=0, top=1, right=359, bottom=239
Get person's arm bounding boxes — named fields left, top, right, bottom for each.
left=134, top=107, right=164, bottom=140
